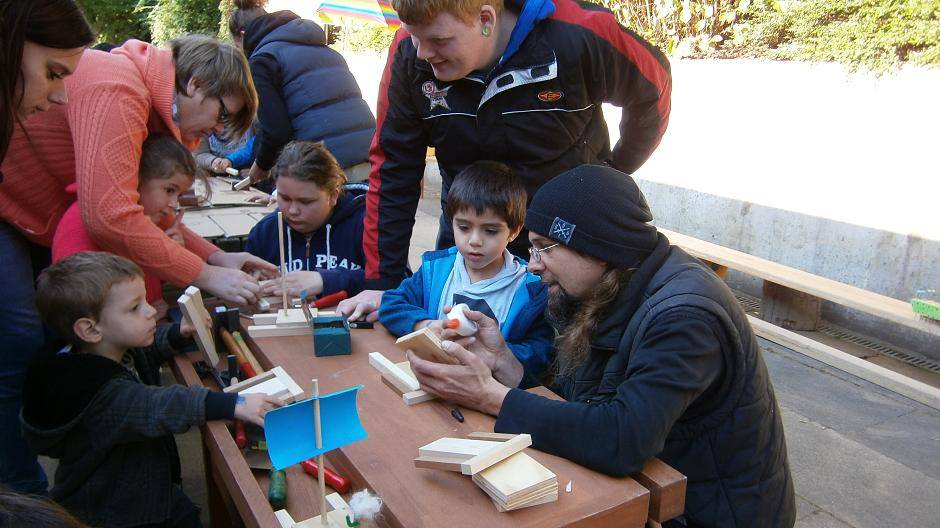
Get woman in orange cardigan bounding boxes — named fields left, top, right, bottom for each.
left=1, top=36, right=277, bottom=305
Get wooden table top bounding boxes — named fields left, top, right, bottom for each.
left=173, top=324, right=677, bottom=528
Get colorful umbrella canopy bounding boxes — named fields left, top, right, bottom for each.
left=317, top=0, right=401, bottom=31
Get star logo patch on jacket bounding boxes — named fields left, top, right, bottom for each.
left=421, top=80, right=451, bottom=111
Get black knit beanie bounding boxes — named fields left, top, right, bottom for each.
left=525, top=164, right=658, bottom=268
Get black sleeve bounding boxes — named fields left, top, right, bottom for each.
left=250, top=53, right=292, bottom=171
left=494, top=307, right=723, bottom=476
left=362, top=32, right=429, bottom=290
left=583, top=13, right=672, bottom=174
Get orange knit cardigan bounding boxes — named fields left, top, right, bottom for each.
left=0, top=41, right=218, bottom=285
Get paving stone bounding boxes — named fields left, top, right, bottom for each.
left=797, top=510, right=855, bottom=528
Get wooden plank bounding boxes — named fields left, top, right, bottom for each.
left=660, top=227, right=940, bottom=339
left=402, top=390, right=436, bottom=406
left=247, top=324, right=312, bottom=338
left=253, top=313, right=278, bottom=326
left=419, top=438, right=501, bottom=459
left=223, top=366, right=305, bottom=403
left=472, top=452, right=556, bottom=502
left=631, top=459, right=687, bottom=523
left=413, top=455, right=464, bottom=472
left=273, top=510, right=294, bottom=528
left=749, top=315, right=940, bottom=410
left=368, top=352, right=420, bottom=393
left=276, top=308, right=310, bottom=327
left=177, top=292, right=220, bottom=367
left=210, top=213, right=259, bottom=238
left=395, top=327, right=458, bottom=365
left=461, top=434, right=532, bottom=475
left=467, top=432, right=517, bottom=442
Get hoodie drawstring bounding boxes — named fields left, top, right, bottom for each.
left=325, top=224, right=332, bottom=268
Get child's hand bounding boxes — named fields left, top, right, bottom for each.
left=179, top=310, right=210, bottom=339
left=210, top=157, right=232, bottom=174
left=234, top=393, right=283, bottom=427
left=261, top=271, right=323, bottom=298
left=337, top=290, right=382, bottom=322
left=415, top=318, right=446, bottom=337
left=163, top=209, right=185, bottom=246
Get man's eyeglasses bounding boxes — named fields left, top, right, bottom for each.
left=528, top=243, right=560, bottom=263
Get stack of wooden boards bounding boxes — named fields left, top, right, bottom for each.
left=415, top=432, right=558, bottom=512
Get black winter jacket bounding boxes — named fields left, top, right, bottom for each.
left=363, top=0, right=672, bottom=288
left=20, top=325, right=236, bottom=527
left=496, top=240, right=796, bottom=527
left=244, top=11, right=376, bottom=170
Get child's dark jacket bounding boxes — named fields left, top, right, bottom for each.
left=245, top=183, right=367, bottom=297
left=20, top=325, right=236, bottom=527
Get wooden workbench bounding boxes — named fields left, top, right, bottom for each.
left=172, top=324, right=685, bottom=528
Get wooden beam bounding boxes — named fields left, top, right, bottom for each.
left=467, top=432, right=518, bottom=442
left=246, top=324, right=312, bottom=338
left=461, top=434, right=532, bottom=475
left=761, top=281, right=820, bottom=331
left=660, top=227, right=940, bottom=339
left=222, top=366, right=304, bottom=403
left=395, top=327, right=459, bottom=365
left=631, top=459, right=687, bottom=523
left=749, top=315, right=940, bottom=410
left=402, top=390, right=437, bottom=406
left=368, top=352, right=419, bottom=393
left=177, top=291, right=220, bottom=367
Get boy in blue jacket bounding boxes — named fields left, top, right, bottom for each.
left=380, top=161, right=552, bottom=375
left=246, top=141, right=366, bottom=299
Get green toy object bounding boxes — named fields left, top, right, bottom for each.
left=313, top=315, right=352, bottom=357
left=911, top=298, right=940, bottom=321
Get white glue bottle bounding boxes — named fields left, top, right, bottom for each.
left=445, top=303, right=478, bottom=336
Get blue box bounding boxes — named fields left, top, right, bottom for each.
left=312, top=315, right=351, bottom=357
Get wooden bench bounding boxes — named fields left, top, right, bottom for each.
left=660, top=227, right=940, bottom=338
left=659, top=228, right=940, bottom=410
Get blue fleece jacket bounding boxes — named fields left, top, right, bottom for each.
left=380, top=247, right=552, bottom=376
left=245, top=183, right=366, bottom=296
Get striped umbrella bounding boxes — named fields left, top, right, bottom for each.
left=316, top=0, right=401, bottom=31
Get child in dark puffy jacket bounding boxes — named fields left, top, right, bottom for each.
left=246, top=141, right=366, bottom=300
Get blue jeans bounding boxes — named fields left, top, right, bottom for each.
left=0, top=222, right=48, bottom=494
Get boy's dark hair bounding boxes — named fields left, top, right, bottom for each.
left=445, top=161, right=526, bottom=230
left=271, top=141, right=346, bottom=196
left=36, top=252, right=144, bottom=347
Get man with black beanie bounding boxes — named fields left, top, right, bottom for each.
left=407, top=165, right=796, bottom=528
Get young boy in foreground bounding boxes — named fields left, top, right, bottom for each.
left=20, top=252, right=281, bottom=527
left=379, top=161, right=552, bottom=375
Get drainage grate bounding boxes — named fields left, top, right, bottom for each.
left=734, top=294, right=940, bottom=375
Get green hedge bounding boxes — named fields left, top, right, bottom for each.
left=148, top=0, right=222, bottom=45
left=77, top=0, right=152, bottom=44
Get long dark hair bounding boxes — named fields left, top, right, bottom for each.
left=228, top=0, right=268, bottom=38
left=0, top=0, right=94, bottom=165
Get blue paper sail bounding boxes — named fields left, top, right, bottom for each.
left=264, top=385, right=367, bottom=470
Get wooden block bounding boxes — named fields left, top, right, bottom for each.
left=492, top=489, right=558, bottom=512
left=246, top=324, right=312, bottom=338
left=395, top=327, right=458, bottom=365
left=472, top=452, right=556, bottom=502
left=273, top=509, right=295, bottom=528
left=467, top=432, right=517, bottom=442
left=177, top=292, right=220, bottom=367
left=257, top=298, right=271, bottom=312
left=632, top=458, right=687, bottom=523
left=413, top=455, right=464, bottom=472
left=253, top=312, right=278, bottom=326
left=368, top=352, right=420, bottom=393
left=183, top=286, right=209, bottom=319
left=461, top=434, right=532, bottom=475
left=276, top=308, right=310, bottom=327
left=761, top=281, right=821, bottom=331
left=223, top=366, right=304, bottom=403
left=419, top=438, right=501, bottom=459
left=402, top=389, right=436, bottom=406
left=293, top=492, right=349, bottom=528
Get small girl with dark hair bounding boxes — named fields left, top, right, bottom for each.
left=246, top=140, right=367, bottom=299
left=52, top=134, right=209, bottom=310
